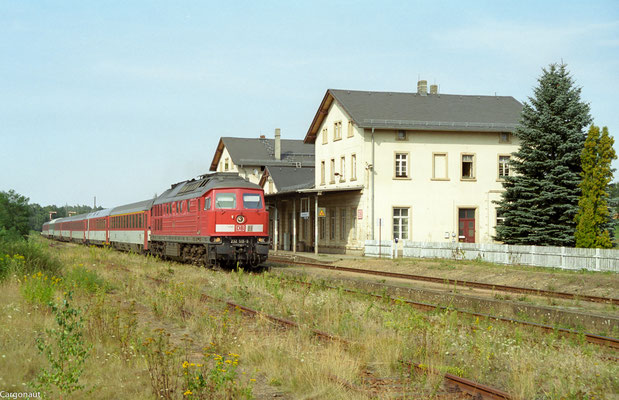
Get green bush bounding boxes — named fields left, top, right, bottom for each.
left=20, top=271, right=61, bottom=304
left=64, top=264, right=110, bottom=293
left=0, top=233, right=62, bottom=280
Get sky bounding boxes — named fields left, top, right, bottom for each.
left=1, top=0, right=618, bottom=208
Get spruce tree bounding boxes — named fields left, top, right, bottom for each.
left=574, top=126, right=616, bottom=248
left=495, top=63, right=592, bottom=246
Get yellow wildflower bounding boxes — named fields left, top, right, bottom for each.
left=182, top=361, right=189, bottom=369
left=183, top=390, right=192, bottom=396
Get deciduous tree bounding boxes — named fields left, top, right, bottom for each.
left=574, top=125, right=616, bottom=248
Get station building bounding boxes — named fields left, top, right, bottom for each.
left=211, top=81, right=523, bottom=254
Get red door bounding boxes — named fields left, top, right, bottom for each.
left=458, top=208, right=475, bottom=243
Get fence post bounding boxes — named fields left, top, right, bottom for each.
left=560, top=246, right=566, bottom=269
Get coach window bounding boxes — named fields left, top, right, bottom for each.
left=243, top=194, right=262, bottom=209
left=215, top=193, right=236, bottom=209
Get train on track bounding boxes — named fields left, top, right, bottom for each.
left=42, top=172, right=269, bottom=268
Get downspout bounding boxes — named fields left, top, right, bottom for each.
left=371, top=127, right=375, bottom=240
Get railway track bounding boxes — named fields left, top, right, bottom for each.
left=198, top=293, right=512, bottom=399
left=275, top=274, right=619, bottom=350
left=268, top=256, right=619, bottom=305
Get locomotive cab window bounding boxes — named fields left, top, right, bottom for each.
left=204, top=197, right=212, bottom=210
left=243, top=194, right=262, bottom=209
left=215, top=193, right=236, bottom=209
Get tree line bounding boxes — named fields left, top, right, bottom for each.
left=0, top=190, right=102, bottom=238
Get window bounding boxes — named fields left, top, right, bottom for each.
left=334, top=121, right=342, bottom=140
left=340, top=156, right=346, bottom=182
left=351, top=154, right=357, bottom=180
left=215, top=193, right=236, bottom=209
left=461, top=154, right=475, bottom=179
left=498, top=155, right=511, bottom=179
left=322, top=128, right=328, bottom=144
left=395, top=153, right=409, bottom=178
left=187, top=201, right=191, bottom=213
left=320, top=161, right=325, bottom=185
left=432, top=153, right=448, bottom=180
left=499, top=132, right=511, bottom=143
left=396, top=130, right=407, bottom=141
left=496, top=209, right=505, bottom=227
left=243, top=193, right=262, bottom=209
left=393, top=208, right=409, bottom=240
left=179, top=201, right=183, bottom=213
left=347, top=121, right=353, bottom=138
left=340, top=208, right=347, bottom=240
left=330, top=159, right=335, bottom=184
left=224, top=158, right=229, bottom=171
left=330, top=209, right=336, bottom=240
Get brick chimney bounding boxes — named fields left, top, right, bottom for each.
left=274, top=128, right=281, bottom=160
left=417, top=80, right=428, bottom=96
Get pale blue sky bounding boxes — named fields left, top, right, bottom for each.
left=1, top=1, right=618, bottom=207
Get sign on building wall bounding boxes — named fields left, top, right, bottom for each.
left=318, top=207, right=326, bottom=217
left=357, top=209, right=363, bottom=219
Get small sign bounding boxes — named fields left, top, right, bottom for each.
left=318, top=207, right=326, bottom=217
left=357, top=209, right=363, bottom=219
left=300, top=211, right=309, bottom=219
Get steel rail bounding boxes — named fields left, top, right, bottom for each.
left=276, top=275, right=619, bottom=350
left=197, top=292, right=511, bottom=399
left=268, top=256, right=618, bottom=305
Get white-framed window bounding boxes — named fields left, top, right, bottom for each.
left=432, top=153, right=448, bottom=180
left=461, top=154, right=475, bottom=180
left=498, top=155, right=511, bottom=179
left=224, top=158, right=229, bottom=171
left=322, top=128, right=328, bottom=144
left=393, top=207, right=410, bottom=240
left=320, top=161, right=325, bottom=185
left=334, top=121, right=342, bottom=141
left=347, top=121, right=354, bottom=138
left=351, top=154, right=357, bottom=180
left=340, top=156, right=346, bottom=182
left=330, top=158, right=335, bottom=183
left=395, top=153, right=409, bottom=178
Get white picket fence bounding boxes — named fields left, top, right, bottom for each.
left=364, top=240, right=619, bottom=272
left=364, top=240, right=396, bottom=259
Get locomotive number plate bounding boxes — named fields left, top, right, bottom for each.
left=230, top=238, right=249, bottom=244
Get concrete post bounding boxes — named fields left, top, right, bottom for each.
left=292, top=198, right=296, bottom=253
left=315, top=194, right=319, bottom=255
left=274, top=205, right=278, bottom=252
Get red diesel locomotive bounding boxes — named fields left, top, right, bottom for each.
left=42, top=173, right=269, bottom=268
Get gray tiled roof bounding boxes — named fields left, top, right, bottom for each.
left=222, top=137, right=314, bottom=167
left=330, top=89, right=522, bottom=132
left=266, top=166, right=315, bottom=194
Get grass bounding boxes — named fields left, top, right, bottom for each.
left=0, top=237, right=617, bottom=399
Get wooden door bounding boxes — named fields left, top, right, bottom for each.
left=458, top=208, right=475, bottom=243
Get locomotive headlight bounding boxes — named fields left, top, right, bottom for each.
left=257, top=237, right=266, bottom=243
left=210, top=237, right=221, bottom=243
left=236, top=215, right=245, bottom=224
